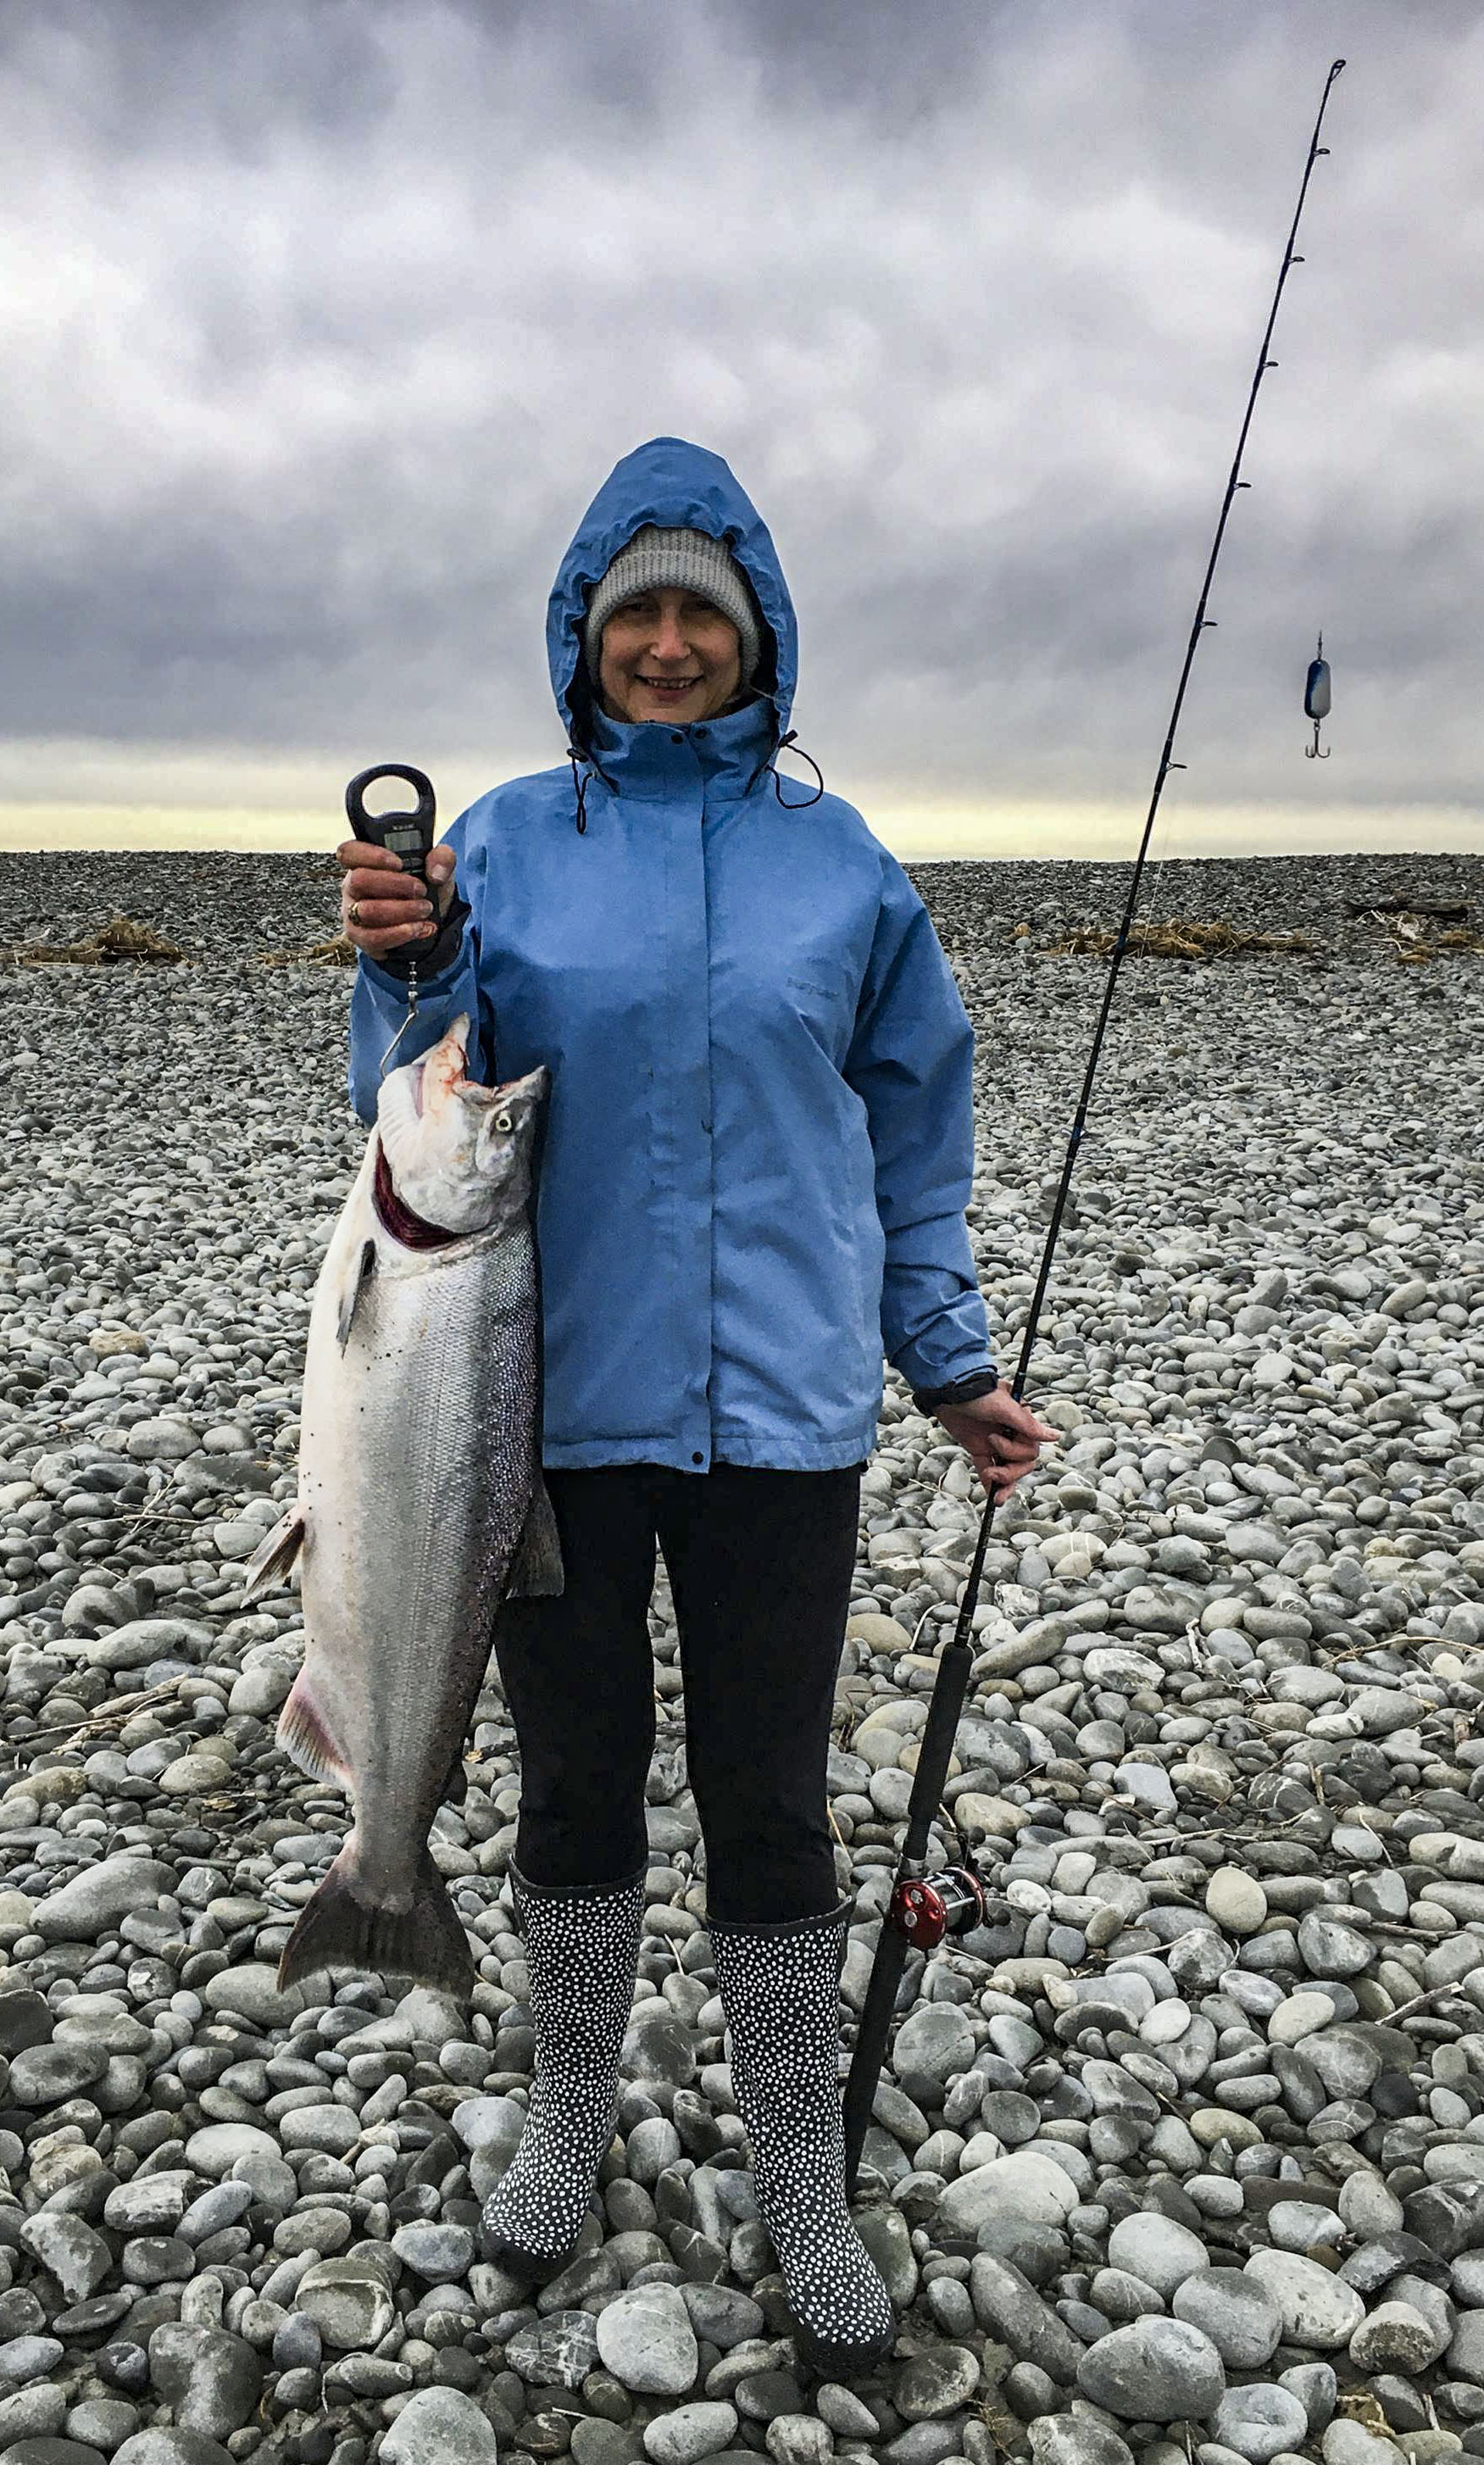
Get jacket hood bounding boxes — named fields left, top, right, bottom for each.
left=547, top=437, right=798, bottom=746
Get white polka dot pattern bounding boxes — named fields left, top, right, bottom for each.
left=711, top=1904, right=896, bottom=2374
left=479, top=1864, right=645, bottom=2279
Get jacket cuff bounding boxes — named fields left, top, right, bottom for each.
left=912, top=1366, right=1001, bottom=1413
left=368, top=893, right=471, bottom=984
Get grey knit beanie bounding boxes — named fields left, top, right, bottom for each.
left=583, top=526, right=762, bottom=687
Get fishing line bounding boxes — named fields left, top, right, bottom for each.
left=843, top=56, right=1348, bottom=2196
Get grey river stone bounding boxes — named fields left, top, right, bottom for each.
left=1076, top=2318, right=1227, bottom=2421
left=3, top=849, right=1484, bottom=2464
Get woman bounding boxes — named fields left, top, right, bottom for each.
left=339, top=437, right=1054, bottom=2376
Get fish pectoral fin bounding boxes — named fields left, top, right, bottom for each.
left=336, top=1238, right=377, bottom=1349
left=504, top=1476, right=564, bottom=1600
left=276, top=1672, right=352, bottom=1789
left=241, top=1502, right=307, bottom=1603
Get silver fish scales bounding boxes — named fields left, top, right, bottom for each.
left=242, top=1015, right=559, bottom=1996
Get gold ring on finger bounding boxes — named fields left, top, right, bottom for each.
left=348, top=901, right=361, bottom=926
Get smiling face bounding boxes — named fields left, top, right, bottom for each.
left=597, top=587, right=743, bottom=726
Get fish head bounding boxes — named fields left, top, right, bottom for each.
left=377, top=1015, right=549, bottom=1234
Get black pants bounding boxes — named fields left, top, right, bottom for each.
left=491, top=1462, right=861, bottom=1925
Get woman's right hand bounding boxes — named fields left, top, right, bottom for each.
left=336, top=840, right=459, bottom=962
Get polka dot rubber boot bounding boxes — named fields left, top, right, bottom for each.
left=479, top=1864, right=644, bottom=2283
left=710, top=1901, right=896, bottom=2377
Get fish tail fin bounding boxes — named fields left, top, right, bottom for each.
left=276, top=1846, right=474, bottom=1999
left=276, top=1672, right=352, bottom=1789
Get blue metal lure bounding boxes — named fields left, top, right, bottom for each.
left=1305, top=631, right=1331, bottom=757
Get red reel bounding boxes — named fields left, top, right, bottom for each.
left=888, top=1866, right=987, bottom=1950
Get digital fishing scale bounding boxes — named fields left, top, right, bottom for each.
left=345, top=763, right=439, bottom=1072
left=346, top=763, right=437, bottom=879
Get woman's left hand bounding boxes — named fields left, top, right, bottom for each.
left=935, top=1388, right=1059, bottom=1500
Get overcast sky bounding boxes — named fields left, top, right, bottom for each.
left=3, top=0, right=1481, bottom=858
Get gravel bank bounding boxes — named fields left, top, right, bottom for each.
left=0, top=848, right=1481, bottom=2465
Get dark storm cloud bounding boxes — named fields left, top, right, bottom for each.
left=3, top=0, right=1481, bottom=815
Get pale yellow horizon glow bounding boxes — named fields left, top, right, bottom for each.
left=0, top=741, right=1478, bottom=861
left=2, top=795, right=1480, bottom=864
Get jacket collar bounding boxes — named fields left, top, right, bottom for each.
left=584, top=693, right=780, bottom=804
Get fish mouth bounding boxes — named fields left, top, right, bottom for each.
left=490, top=1064, right=550, bottom=1105
left=409, top=1025, right=547, bottom=1121
left=410, top=1019, right=473, bottom=1121
left=412, top=1054, right=548, bottom=1117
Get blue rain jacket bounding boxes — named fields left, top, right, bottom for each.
left=350, top=437, right=993, bottom=1472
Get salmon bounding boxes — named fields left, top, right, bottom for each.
left=243, top=1015, right=559, bottom=1995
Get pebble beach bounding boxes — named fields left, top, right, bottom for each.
left=0, top=845, right=1481, bottom=2465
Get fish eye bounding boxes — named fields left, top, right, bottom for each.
left=494, top=1111, right=513, bottom=1133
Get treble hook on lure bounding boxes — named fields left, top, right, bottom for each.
left=1305, top=631, right=1332, bottom=758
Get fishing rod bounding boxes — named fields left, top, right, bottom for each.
left=842, top=56, right=1348, bottom=2198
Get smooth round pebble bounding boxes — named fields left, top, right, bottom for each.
left=380, top=2389, right=501, bottom=2465
left=1243, top=2252, right=1365, bottom=2351
left=1075, top=2318, right=1227, bottom=2422
left=1213, top=2387, right=1310, bottom=2465
left=1206, top=1870, right=1269, bottom=1934
left=1173, top=2269, right=1283, bottom=2369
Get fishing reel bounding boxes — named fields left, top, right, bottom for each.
left=887, top=1862, right=987, bottom=1950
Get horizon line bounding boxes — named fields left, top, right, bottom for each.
left=1, top=793, right=1481, bottom=865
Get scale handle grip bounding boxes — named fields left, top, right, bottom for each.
left=345, top=764, right=436, bottom=884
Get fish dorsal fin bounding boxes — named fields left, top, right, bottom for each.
left=504, top=1477, right=565, bottom=1600
left=336, top=1238, right=377, bottom=1349
left=242, top=1501, right=307, bottom=1603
